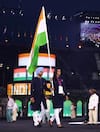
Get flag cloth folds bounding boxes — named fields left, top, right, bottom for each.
left=27, top=6, right=48, bottom=74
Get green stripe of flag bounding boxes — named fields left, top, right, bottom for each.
left=28, top=32, right=47, bottom=74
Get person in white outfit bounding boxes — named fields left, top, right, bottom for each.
left=40, top=99, right=50, bottom=124
left=41, top=81, right=53, bottom=124
left=12, top=100, right=18, bottom=122
left=6, top=95, right=14, bottom=122
left=88, top=88, right=99, bottom=124
left=70, top=102, right=76, bottom=119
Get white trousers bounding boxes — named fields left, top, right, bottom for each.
left=40, top=102, right=50, bottom=123
left=12, top=110, right=17, bottom=121
left=88, top=109, right=98, bottom=124
left=33, top=111, right=41, bottom=126
left=50, top=108, right=62, bottom=125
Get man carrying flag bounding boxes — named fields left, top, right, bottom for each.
left=30, top=67, right=47, bottom=127
left=29, top=6, right=49, bottom=127
left=27, top=6, right=49, bottom=74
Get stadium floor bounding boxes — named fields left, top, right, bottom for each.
left=0, top=119, right=100, bottom=132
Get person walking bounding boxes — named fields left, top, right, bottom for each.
left=12, top=99, right=18, bottom=122
left=70, top=102, right=76, bottom=119
left=41, top=80, right=53, bottom=124
left=6, top=95, right=14, bottom=123
left=49, top=68, right=66, bottom=128
left=30, top=67, right=47, bottom=127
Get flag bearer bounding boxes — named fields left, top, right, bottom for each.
left=30, top=67, right=47, bottom=127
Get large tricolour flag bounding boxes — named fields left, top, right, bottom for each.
left=27, top=6, right=49, bottom=74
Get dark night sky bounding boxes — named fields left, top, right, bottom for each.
left=0, top=0, right=100, bottom=16
left=0, top=0, right=100, bottom=88
left=0, top=0, right=100, bottom=51
left=0, top=0, right=100, bottom=61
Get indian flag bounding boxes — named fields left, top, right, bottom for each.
left=13, top=68, right=26, bottom=81
left=27, top=6, right=49, bottom=74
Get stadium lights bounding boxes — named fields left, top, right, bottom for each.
left=1, top=9, right=5, bottom=13
left=47, top=12, right=52, bottom=19
left=5, top=39, right=8, bottom=43
left=78, top=45, right=82, bottom=49
left=62, top=16, right=66, bottom=20
left=0, top=64, right=11, bottom=70
left=0, top=63, right=3, bottom=68
left=98, top=73, right=100, bottom=76
left=47, top=11, right=84, bottom=21
left=55, top=15, right=58, bottom=20
left=24, top=32, right=27, bottom=37
left=17, top=32, right=21, bottom=38
left=0, top=8, right=24, bottom=17
left=3, top=26, right=7, bottom=34
left=66, top=44, right=69, bottom=48
left=6, top=66, right=10, bottom=70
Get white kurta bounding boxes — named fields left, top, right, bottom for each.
left=12, top=102, right=18, bottom=121
left=88, top=93, right=99, bottom=124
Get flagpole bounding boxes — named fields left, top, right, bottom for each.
left=43, top=6, right=54, bottom=95
left=47, top=39, right=55, bottom=94
left=43, top=6, right=52, bottom=75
